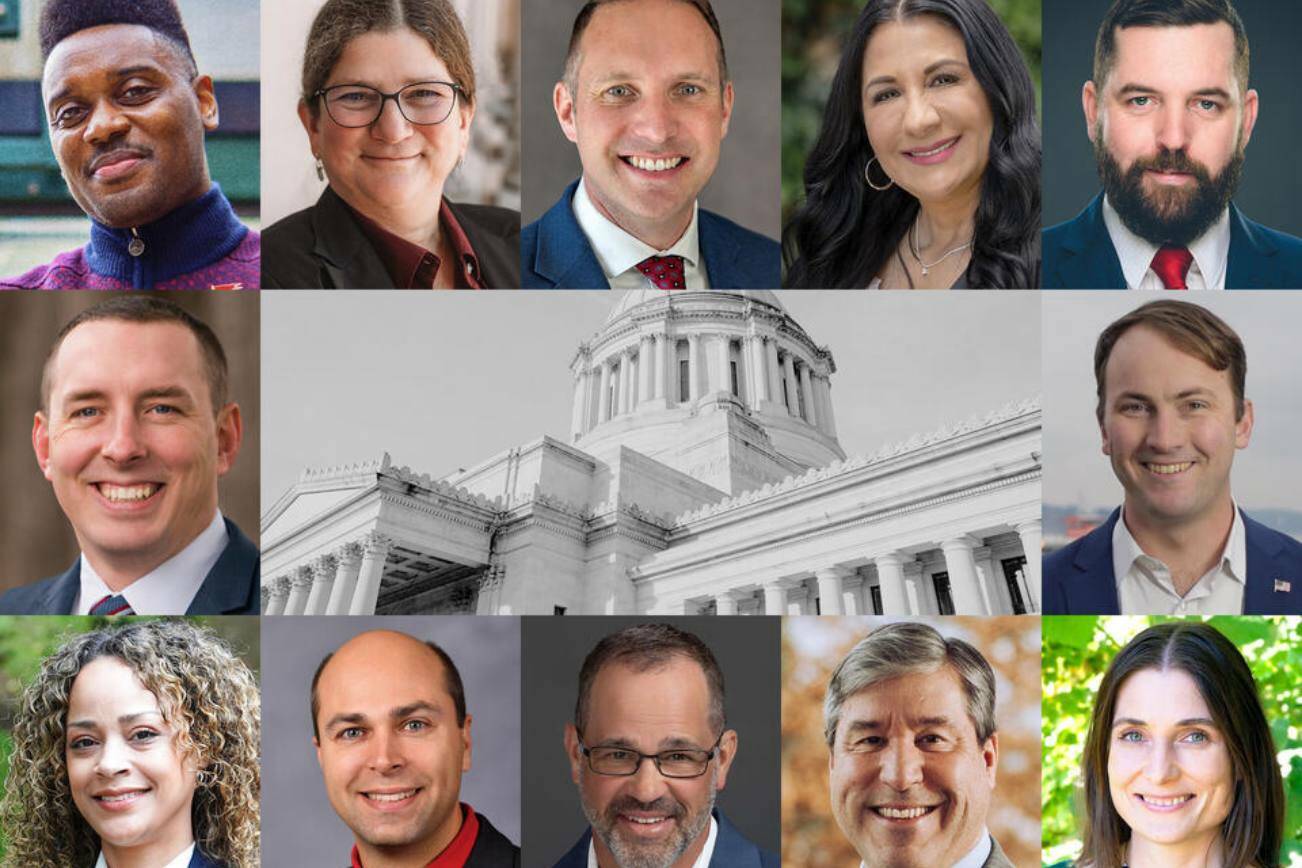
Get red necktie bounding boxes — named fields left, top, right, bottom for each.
left=1150, top=246, right=1194, bottom=290
left=635, top=255, right=686, bottom=289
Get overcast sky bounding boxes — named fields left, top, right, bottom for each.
left=1042, top=292, right=1302, bottom=512
left=260, top=291, right=1042, bottom=510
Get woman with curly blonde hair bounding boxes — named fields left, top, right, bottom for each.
left=1, top=619, right=259, bottom=868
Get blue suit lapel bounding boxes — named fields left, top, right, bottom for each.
left=1054, top=194, right=1127, bottom=289
left=533, top=180, right=611, bottom=289
left=1067, top=508, right=1123, bottom=614
left=1241, top=510, right=1300, bottom=614
left=1225, top=204, right=1278, bottom=289
left=41, top=562, right=80, bottom=614
left=708, top=809, right=773, bottom=868
left=185, top=518, right=259, bottom=615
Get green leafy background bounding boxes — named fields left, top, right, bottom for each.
left=781, top=0, right=1043, bottom=222
left=1041, top=616, right=1301, bottom=867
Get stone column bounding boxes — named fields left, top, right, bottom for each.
left=783, top=353, right=798, bottom=415
left=715, top=593, right=737, bottom=616
left=941, top=537, right=986, bottom=614
left=571, top=368, right=587, bottom=438
left=349, top=532, right=393, bottom=615
left=639, top=335, right=655, bottom=405
left=283, top=565, right=313, bottom=616
left=688, top=334, right=703, bottom=401
left=304, top=554, right=337, bottom=615
left=325, top=542, right=364, bottom=615
left=617, top=351, right=632, bottom=415
left=597, top=360, right=612, bottom=423
left=653, top=333, right=668, bottom=401
left=713, top=333, right=731, bottom=398
left=799, top=363, right=818, bottom=426
left=815, top=566, right=848, bottom=615
left=875, top=552, right=910, bottom=615
left=264, top=576, right=290, bottom=615
left=819, top=374, right=838, bottom=438
left=749, top=335, right=769, bottom=404
left=1015, top=519, right=1043, bottom=612
left=762, top=583, right=787, bottom=616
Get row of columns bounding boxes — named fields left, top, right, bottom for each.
left=705, top=520, right=1042, bottom=616
left=262, top=532, right=393, bottom=616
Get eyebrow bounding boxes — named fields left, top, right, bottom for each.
left=843, top=715, right=956, bottom=733
left=864, top=59, right=966, bottom=90
left=61, top=386, right=196, bottom=405
left=1113, top=716, right=1217, bottom=727
left=47, top=64, right=164, bottom=108
left=67, top=711, right=161, bottom=729
left=323, top=701, right=441, bottom=732
left=589, top=71, right=716, bottom=87
left=1115, top=83, right=1234, bottom=102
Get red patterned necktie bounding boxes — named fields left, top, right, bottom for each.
left=635, top=255, right=686, bottom=289
left=1150, top=246, right=1194, bottom=290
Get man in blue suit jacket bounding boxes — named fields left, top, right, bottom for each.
left=1043, top=299, right=1301, bottom=615
left=552, top=809, right=775, bottom=868
left=523, top=0, right=779, bottom=290
left=1, top=295, right=259, bottom=615
left=1043, top=0, right=1302, bottom=289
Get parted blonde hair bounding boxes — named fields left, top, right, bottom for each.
left=0, top=620, right=260, bottom=868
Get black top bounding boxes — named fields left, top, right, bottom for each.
left=262, top=186, right=521, bottom=288
left=467, top=812, right=521, bottom=868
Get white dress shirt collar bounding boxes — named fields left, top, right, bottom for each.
left=1112, top=503, right=1247, bottom=615
left=95, top=842, right=194, bottom=868
left=857, top=829, right=991, bottom=868
left=572, top=177, right=708, bottom=288
left=587, top=815, right=718, bottom=868
left=1102, top=195, right=1230, bottom=290
left=77, top=511, right=228, bottom=615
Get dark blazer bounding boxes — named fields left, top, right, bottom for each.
left=0, top=518, right=260, bottom=615
left=467, top=812, right=522, bottom=868
left=1043, top=507, right=1302, bottom=614
left=522, top=180, right=780, bottom=289
left=262, top=187, right=521, bottom=288
left=190, top=847, right=225, bottom=868
left=1042, top=193, right=1302, bottom=289
left=551, top=809, right=777, bottom=868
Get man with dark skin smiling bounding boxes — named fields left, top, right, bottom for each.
left=824, top=623, right=1013, bottom=868
left=0, top=0, right=259, bottom=290
left=311, top=630, right=521, bottom=868
left=521, top=0, right=779, bottom=289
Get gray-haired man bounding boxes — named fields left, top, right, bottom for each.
left=824, top=623, right=1012, bottom=868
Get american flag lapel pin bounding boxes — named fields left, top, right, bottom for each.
left=1275, top=579, right=1291, bottom=593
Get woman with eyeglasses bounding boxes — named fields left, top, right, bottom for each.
left=262, top=0, right=520, bottom=288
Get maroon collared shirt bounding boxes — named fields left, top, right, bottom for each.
left=350, top=803, right=480, bottom=867
left=350, top=200, right=484, bottom=289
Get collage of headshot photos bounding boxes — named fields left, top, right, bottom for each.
left=0, top=0, right=1301, bottom=867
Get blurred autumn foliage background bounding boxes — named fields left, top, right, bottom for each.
left=781, top=0, right=1043, bottom=222
left=783, top=616, right=1042, bottom=868
left=1042, top=616, right=1302, bottom=868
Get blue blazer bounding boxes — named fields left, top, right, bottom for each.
left=190, top=848, right=225, bottom=868
left=550, top=809, right=777, bottom=868
left=1043, top=507, right=1302, bottom=614
left=521, top=180, right=780, bottom=289
left=0, top=518, right=260, bottom=615
left=1042, top=193, right=1302, bottom=289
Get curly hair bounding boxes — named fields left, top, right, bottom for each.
left=0, top=620, right=260, bottom=868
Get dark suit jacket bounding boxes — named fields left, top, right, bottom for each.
left=522, top=180, right=780, bottom=289
left=262, top=187, right=521, bottom=288
left=982, top=836, right=1015, bottom=868
left=1042, top=193, right=1302, bottom=289
left=0, top=518, right=260, bottom=615
left=1043, top=507, right=1302, bottom=614
left=551, top=809, right=777, bottom=868
left=467, top=812, right=522, bottom=868
left=190, top=847, right=225, bottom=868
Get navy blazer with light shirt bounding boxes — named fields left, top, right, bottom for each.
left=550, top=809, right=776, bottom=868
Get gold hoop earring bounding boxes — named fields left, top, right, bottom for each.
left=864, top=156, right=893, bottom=191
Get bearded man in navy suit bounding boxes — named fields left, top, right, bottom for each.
left=521, top=0, right=779, bottom=290
left=0, top=296, right=258, bottom=615
left=1044, top=300, right=1302, bottom=615
left=1043, top=0, right=1302, bottom=289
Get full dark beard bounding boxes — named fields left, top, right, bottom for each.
left=1095, top=140, right=1243, bottom=247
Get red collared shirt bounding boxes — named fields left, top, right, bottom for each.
left=351, top=803, right=480, bottom=868
left=350, top=200, right=484, bottom=289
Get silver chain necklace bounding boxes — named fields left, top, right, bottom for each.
left=908, top=218, right=971, bottom=276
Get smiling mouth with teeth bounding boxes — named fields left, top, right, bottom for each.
left=1144, top=461, right=1194, bottom=475
left=363, top=789, right=419, bottom=803
left=97, top=483, right=161, bottom=502
left=96, top=790, right=147, bottom=802
left=623, top=156, right=686, bottom=172
left=872, top=805, right=937, bottom=820
left=1138, top=793, right=1194, bottom=808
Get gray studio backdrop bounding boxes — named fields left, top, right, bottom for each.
left=1042, top=0, right=1302, bottom=233
left=0, top=291, right=260, bottom=590
left=260, top=616, right=522, bottom=866
left=520, top=616, right=781, bottom=868
left=520, top=0, right=781, bottom=239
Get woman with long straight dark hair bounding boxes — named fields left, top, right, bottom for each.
left=784, top=0, right=1040, bottom=288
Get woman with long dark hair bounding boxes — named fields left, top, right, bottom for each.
left=784, top=0, right=1040, bottom=288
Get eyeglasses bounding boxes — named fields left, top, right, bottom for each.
left=578, top=733, right=724, bottom=778
left=313, top=81, right=464, bottom=128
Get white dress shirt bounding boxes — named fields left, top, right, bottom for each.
left=1102, top=196, right=1230, bottom=290
left=76, top=511, right=228, bottom=615
left=95, top=843, right=194, bottom=868
left=1112, top=505, right=1247, bottom=615
left=858, top=829, right=991, bottom=868
left=587, top=816, right=717, bottom=868
left=572, top=178, right=710, bottom=289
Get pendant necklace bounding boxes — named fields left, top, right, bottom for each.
left=909, top=218, right=971, bottom=276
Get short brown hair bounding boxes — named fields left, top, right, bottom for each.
left=575, top=623, right=726, bottom=736
left=561, top=0, right=729, bottom=94
left=1078, top=622, right=1283, bottom=868
left=41, top=295, right=229, bottom=415
left=1094, top=299, right=1246, bottom=423
left=302, top=0, right=476, bottom=116
left=1093, top=0, right=1250, bottom=93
